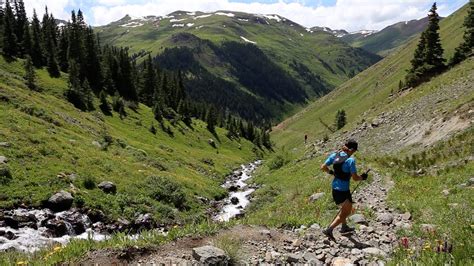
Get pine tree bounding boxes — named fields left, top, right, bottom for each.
left=84, top=27, right=103, bottom=93
left=42, top=10, right=60, bottom=77
left=335, top=109, right=346, bottom=130
left=117, top=48, right=138, bottom=101
left=405, top=32, right=427, bottom=87
left=424, top=3, right=445, bottom=72
left=139, top=54, right=158, bottom=106
left=68, top=10, right=86, bottom=78
left=450, top=1, right=474, bottom=65
left=112, top=93, right=126, bottom=119
left=206, top=106, right=217, bottom=133
left=14, top=0, right=27, bottom=56
left=405, top=3, right=445, bottom=88
left=46, top=38, right=60, bottom=77
left=65, top=60, right=93, bottom=111
left=30, top=10, right=43, bottom=67
left=99, top=90, right=112, bottom=115
left=24, top=56, right=36, bottom=90
left=57, top=24, right=69, bottom=72
left=21, top=21, right=32, bottom=57
left=3, top=0, right=18, bottom=57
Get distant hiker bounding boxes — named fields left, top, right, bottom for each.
left=320, top=139, right=368, bottom=241
left=304, top=134, right=308, bottom=144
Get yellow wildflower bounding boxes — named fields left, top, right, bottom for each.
left=53, top=246, right=62, bottom=252
left=16, top=262, right=27, bottom=265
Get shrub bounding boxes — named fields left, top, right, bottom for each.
left=82, top=176, right=96, bottom=189
left=0, top=166, right=13, bottom=185
left=268, top=152, right=290, bottom=170
left=146, top=176, right=187, bottom=210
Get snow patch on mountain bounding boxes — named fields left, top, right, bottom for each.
left=121, top=22, right=144, bottom=28
left=194, top=14, right=212, bottom=19
left=215, top=12, right=235, bottom=17
left=240, top=36, right=257, bottom=44
left=262, top=14, right=281, bottom=22
left=170, top=18, right=187, bottom=22
left=350, top=29, right=378, bottom=36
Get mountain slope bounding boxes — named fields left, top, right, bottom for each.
left=0, top=55, right=258, bottom=225
left=96, top=11, right=381, bottom=122
left=339, top=17, right=429, bottom=56
left=273, top=5, right=468, bottom=149
left=243, top=3, right=472, bottom=263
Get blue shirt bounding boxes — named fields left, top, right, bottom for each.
left=325, top=152, right=357, bottom=191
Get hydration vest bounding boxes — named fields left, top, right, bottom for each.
left=333, top=152, right=351, bottom=181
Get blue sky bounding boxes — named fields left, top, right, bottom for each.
left=23, top=0, right=468, bottom=31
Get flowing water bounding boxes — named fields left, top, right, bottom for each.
left=214, top=160, right=261, bottom=222
left=0, top=208, right=106, bottom=252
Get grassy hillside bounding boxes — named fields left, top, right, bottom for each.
left=95, top=11, right=381, bottom=121
left=245, top=3, right=472, bottom=264
left=273, top=4, right=468, bottom=150
left=0, top=55, right=259, bottom=224
left=341, top=17, right=429, bottom=56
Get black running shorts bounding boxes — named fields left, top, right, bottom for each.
left=332, top=189, right=353, bottom=205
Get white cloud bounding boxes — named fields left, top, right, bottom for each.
left=96, top=0, right=126, bottom=6
left=23, top=0, right=71, bottom=21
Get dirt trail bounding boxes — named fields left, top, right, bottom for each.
left=82, top=171, right=412, bottom=265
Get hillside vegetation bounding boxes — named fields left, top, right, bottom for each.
left=96, top=11, right=381, bottom=122
left=0, top=55, right=259, bottom=224
left=247, top=3, right=472, bottom=264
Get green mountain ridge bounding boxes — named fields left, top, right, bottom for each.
left=96, top=10, right=381, bottom=122
left=339, top=17, right=430, bottom=56
left=0, top=55, right=259, bottom=225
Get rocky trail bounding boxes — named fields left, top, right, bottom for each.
left=83, top=171, right=414, bottom=265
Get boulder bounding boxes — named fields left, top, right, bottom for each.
left=286, top=253, right=301, bottom=263
left=420, top=224, right=437, bottom=234
left=134, top=213, right=155, bottom=231
left=309, top=192, right=325, bottom=203
left=310, top=223, right=321, bottom=230
left=0, top=156, right=8, bottom=164
left=303, top=252, right=320, bottom=263
left=332, top=257, right=353, bottom=266
left=98, top=181, right=117, bottom=194
left=87, top=209, right=106, bottom=223
left=192, top=245, right=229, bottom=264
left=228, top=185, right=239, bottom=192
left=65, top=212, right=87, bottom=235
left=362, top=247, right=387, bottom=257
left=401, top=212, right=411, bottom=220
left=230, top=197, right=239, bottom=205
left=349, top=214, right=368, bottom=225
left=371, top=119, right=382, bottom=128
left=0, top=142, right=11, bottom=148
left=208, top=139, right=217, bottom=148
left=45, top=219, right=69, bottom=237
left=377, top=213, right=394, bottom=225
left=259, top=229, right=271, bottom=237
left=415, top=169, right=425, bottom=175
left=3, top=216, right=19, bottom=229
left=0, top=230, right=18, bottom=240
left=47, top=191, right=74, bottom=212
left=467, top=177, right=474, bottom=186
